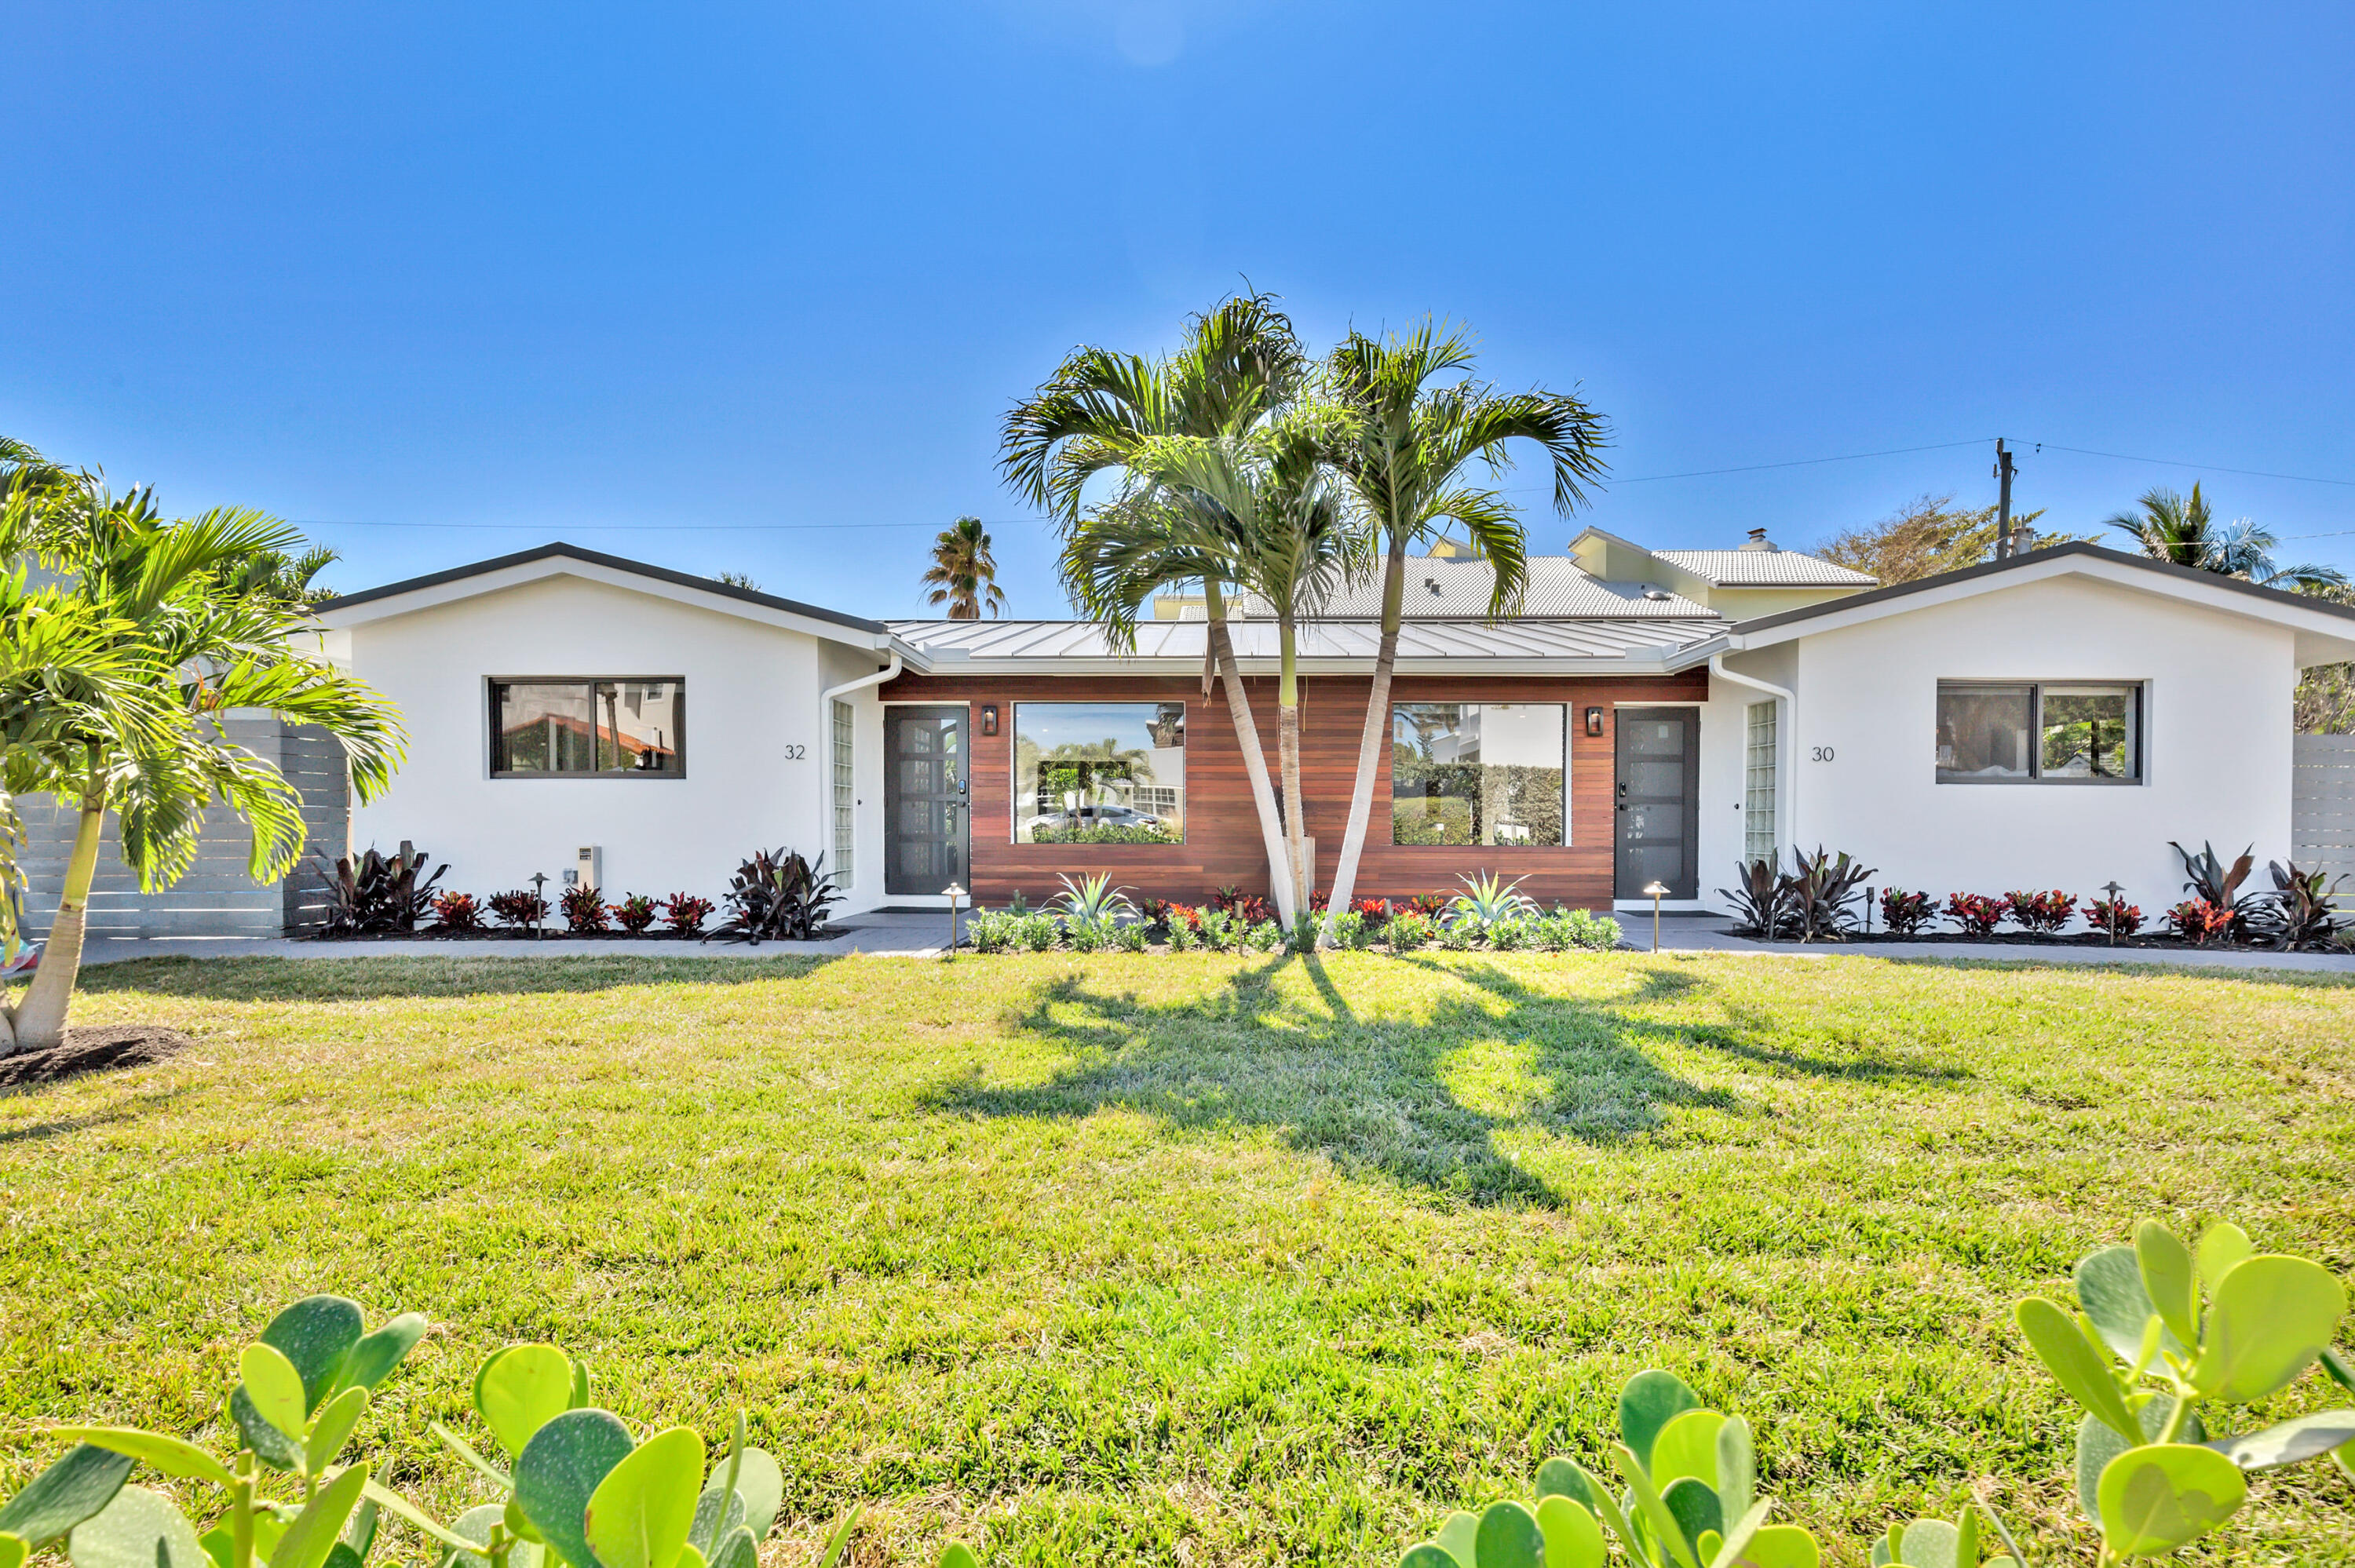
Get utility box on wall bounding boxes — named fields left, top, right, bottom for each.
left=575, top=845, right=601, bottom=895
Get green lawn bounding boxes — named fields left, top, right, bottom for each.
left=2, top=953, right=2352, bottom=1566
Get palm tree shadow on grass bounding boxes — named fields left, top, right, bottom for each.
left=925, top=954, right=1746, bottom=1207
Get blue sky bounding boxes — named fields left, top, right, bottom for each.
left=8, top=2, right=2351, bottom=616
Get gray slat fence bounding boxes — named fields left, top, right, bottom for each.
left=18, top=717, right=350, bottom=939
left=2291, top=734, right=2355, bottom=906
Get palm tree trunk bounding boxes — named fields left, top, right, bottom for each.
left=1203, top=584, right=1297, bottom=925
left=1322, top=534, right=1408, bottom=944
left=1277, top=614, right=1309, bottom=921
left=5, top=793, right=104, bottom=1053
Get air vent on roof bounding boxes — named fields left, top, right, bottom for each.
left=1642, top=587, right=1673, bottom=601
left=1424, top=577, right=1442, bottom=596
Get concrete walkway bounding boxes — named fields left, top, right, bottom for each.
left=59, top=909, right=2355, bottom=975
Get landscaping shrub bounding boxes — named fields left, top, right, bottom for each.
left=1349, top=897, right=1390, bottom=927
left=1386, top=910, right=1433, bottom=950
left=661, top=892, right=715, bottom=935
left=1165, top=915, right=1199, bottom=952
left=1530, top=907, right=1620, bottom=951
left=1879, top=887, right=1934, bottom=935
left=1016, top=912, right=1060, bottom=952
left=1718, top=857, right=1785, bottom=938
left=560, top=884, right=611, bottom=935
left=1783, top=846, right=1875, bottom=941
left=1242, top=919, right=1283, bottom=952
left=1211, top=886, right=1275, bottom=925
left=1435, top=921, right=1477, bottom=950
left=2005, top=888, right=2077, bottom=933
left=1066, top=921, right=1108, bottom=953
left=612, top=893, right=659, bottom=934
left=965, top=908, right=1019, bottom=954
left=2252, top=859, right=2347, bottom=950
left=486, top=888, right=549, bottom=930
left=1113, top=921, right=1148, bottom=952
left=2079, top=894, right=2145, bottom=937
left=1328, top=910, right=1374, bottom=950
left=319, top=842, right=447, bottom=934
left=429, top=891, right=482, bottom=932
left=1196, top=908, right=1237, bottom=952
left=2168, top=897, right=2236, bottom=945
left=1487, top=914, right=1532, bottom=950
left=2170, top=839, right=2258, bottom=940
left=711, top=848, right=839, bottom=944
left=1386, top=1219, right=2354, bottom=1568
left=1944, top=892, right=2006, bottom=936
left=1287, top=913, right=1320, bottom=954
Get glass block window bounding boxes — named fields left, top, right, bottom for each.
left=1743, top=701, right=1777, bottom=862
left=831, top=698, right=855, bottom=887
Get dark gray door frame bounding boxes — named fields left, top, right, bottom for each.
left=883, top=705, right=968, bottom=897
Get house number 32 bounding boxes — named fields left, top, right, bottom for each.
left=1810, top=746, right=1834, bottom=761
left=783, top=745, right=807, bottom=760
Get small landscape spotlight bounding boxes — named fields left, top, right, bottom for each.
left=943, top=881, right=968, bottom=959
left=1643, top=880, right=1670, bottom=952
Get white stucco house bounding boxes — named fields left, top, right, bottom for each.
left=305, top=531, right=2355, bottom=925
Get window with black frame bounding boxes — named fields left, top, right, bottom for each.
left=1391, top=702, right=1569, bottom=845
left=490, top=680, right=685, bottom=776
left=1935, top=681, right=2140, bottom=782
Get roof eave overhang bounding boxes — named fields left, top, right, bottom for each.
left=316, top=546, right=898, bottom=651
left=897, top=652, right=1699, bottom=677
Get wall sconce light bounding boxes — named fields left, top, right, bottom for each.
left=980, top=704, right=999, bottom=737
left=1585, top=707, right=1605, bottom=737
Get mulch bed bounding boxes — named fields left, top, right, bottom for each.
left=305, top=928, right=714, bottom=942
left=0, top=1025, right=195, bottom=1088
left=1721, top=928, right=2328, bottom=953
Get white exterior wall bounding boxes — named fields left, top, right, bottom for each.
left=1761, top=575, right=2295, bottom=911
left=346, top=575, right=861, bottom=911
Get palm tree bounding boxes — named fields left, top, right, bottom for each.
left=922, top=516, right=1006, bottom=619
left=2106, top=483, right=2346, bottom=589
left=1316, top=324, right=1610, bottom=941
left=0, top=477, right=404, bottom=1053
left=1003, top=293, right=1306, bottom=921
left=1114, top=415, right=1364, bottom=916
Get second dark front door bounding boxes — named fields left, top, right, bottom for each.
left=885, top=706, right=967, bottom=896
left=1616, top=707, right=1700, bottom=899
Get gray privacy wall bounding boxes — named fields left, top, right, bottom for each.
left=20, top=718, right=350, bottom=939
left=2292, top=734, right=2355, bottom=906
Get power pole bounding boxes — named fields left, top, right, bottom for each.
left=1994, top=438, right=2017, bottom=559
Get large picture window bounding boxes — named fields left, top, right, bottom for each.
left=1014, top=702, right=1185, bottom=843
left=1936, top=681, right=2141, bottom=783
left=491, top=680, right=685, bottom=777
left=1392, top=702, right=1568, bottom=846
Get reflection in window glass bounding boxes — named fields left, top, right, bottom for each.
left=1935, top=685, right=2033, bottom=779
left=491, top=680, right=684, bottom=776
left=1391, top=703, right=1568, bottom=846
left=2040, top=685, right=2138, bottom=779
left=1013, top=702, right=1185, bottom=843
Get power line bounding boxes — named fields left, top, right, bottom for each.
left=1612, top=437, right=1994, bottom=483
left=290, top=518, right=977, bottom=532
left=2031, top=443, right=2355, bottom=488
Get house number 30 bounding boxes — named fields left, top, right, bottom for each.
left=783, top=745, right=807, bottom=760
left=1810, top=746, right=1834, bottom=761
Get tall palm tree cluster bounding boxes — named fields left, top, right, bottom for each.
left=999, top=294, right=1609, bottom=938
left=0, top=438, right=403, bottom=1052
left=922, top=515, right=1006, bottom=619
left=2105, top=481, right=2345, bottom=591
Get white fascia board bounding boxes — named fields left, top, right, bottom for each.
left=316, top=555, right=899, bottom=651
left=1724, top=552, right=2355, bottom=663
left=902, top=653, right=1691, bottom=677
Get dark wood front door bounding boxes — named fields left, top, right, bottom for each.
left=885, top=706, right=967, bottom=896
left=1615, top=707, right=1699, bottom=899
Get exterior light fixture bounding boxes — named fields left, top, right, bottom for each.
left=980, top=705, right=999, bottom=737
left=943, top=881, right=967, bottom=959
left=2100, top=879, right=2124, bottom=945
left=1643, top=880, right=1670, bottom=952
left=1585, top=707, right=1605, bottom=737
left=528, top=872, right=549, bottom=940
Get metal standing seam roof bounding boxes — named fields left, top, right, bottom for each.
left=1649, top=549, right=1875, bottom=587
left=1234, top=557, right=1714, bottom=618
left=887, top=615, right=1725, bottom=665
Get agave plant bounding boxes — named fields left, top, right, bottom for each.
left=1050, top=872, right=1137, bottom=939
left=1444, top=871, right=1537, bottom=936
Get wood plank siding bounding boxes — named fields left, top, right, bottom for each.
left=878, top=669, right=1708, bottom=906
